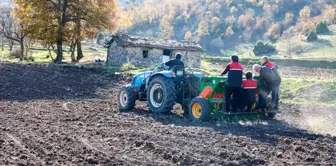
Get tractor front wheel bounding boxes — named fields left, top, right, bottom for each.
left=118, top=87, right=136, bottom=112
left=189, top=97, right=211, bottom=121
left=147, top=76, right=177, bottom=113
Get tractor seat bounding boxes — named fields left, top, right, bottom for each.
left=172, top=65, right=185, bottom=77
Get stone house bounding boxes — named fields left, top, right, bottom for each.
left=104, top=33, right=204, bottom=68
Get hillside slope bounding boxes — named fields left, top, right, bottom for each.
left=119, top=0, right=336, bottom=56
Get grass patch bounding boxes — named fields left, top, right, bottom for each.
left=204, top=56, right=336, bottom=69
left=0, top=44, right=107, bottom=64
left=280, top=78, right=336, bottom=105
left=0, top=48, right=10, bottom=57
left=31, top=50, right=54, bottom=63
left=126, top=67, right=155, bottom=75
left=105, top=65, right=120, bottom=73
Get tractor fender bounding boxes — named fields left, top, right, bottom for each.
left=131, top=71, right=152, bottom=88
left=146, top=72, right=175, bottom=87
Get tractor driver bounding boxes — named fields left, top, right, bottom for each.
left=220, top=55, right=244, bottom=112
left=165, top=54, right=184, bottom=70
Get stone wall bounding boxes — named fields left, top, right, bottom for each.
left=106, top=41, right=126, bottom=66
left=171, top=50, right=202, bottom=68
left=107, top=41, right=202, bottom=68
left=124, top=47, right=163, bottom=66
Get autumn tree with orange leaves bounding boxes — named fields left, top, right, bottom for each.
left=14, top=0, right=119, bottom=63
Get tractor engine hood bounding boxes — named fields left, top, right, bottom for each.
left=131, top=71, right=152, bottom=88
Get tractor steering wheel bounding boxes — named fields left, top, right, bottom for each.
left=161, top=63, right=169, bottom=70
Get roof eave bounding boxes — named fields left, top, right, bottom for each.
left=118, top=43, right=203, bottom=52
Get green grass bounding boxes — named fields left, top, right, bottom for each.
left=105, top=65, right=121, bottom=73
left=0, top=48, right=10, bottom=56
left=204, top=56, right=336, bottom=69
left=0, top=44, right=106, bottom=64
left=275, top=33, right=336, bottom=59
left=126, top=67, right=152, bottom=75
left=30, top=50, right=55, bottom=63
left=280, top=78, right=336, bottom=105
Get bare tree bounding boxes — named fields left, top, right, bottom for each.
left=0, top=36, right=4, bottom=51
left=0, top=7, right=26, bottom=60
left=283, top=30, right=302, bottom=58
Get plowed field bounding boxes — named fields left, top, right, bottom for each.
left=0, top=64, right=335, bottom=165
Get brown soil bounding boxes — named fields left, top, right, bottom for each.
left=0, top=63, right=335, bottom=166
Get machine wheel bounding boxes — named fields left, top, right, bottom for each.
left=186, top=76, right=201, bottom=98
left=189, top=97, right=211, bottom=121
left=118, top=87, right=136, bottom=112
left=147, top=76, right=177, bottom=113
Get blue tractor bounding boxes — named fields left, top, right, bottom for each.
left=118, top=64, right=205, bottom=115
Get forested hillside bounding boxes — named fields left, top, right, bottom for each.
left=118, top=0, right=336, bottom=55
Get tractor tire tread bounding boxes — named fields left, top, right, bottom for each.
left=186, top=76, right=201, bottom=99
left=189, top=97, right=211, bottom=121
left=118, top=87, right=136, bottom=112
left=147, top=76, right=177, bottom=113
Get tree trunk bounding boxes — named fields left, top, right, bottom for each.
left=54, top=39, right=63, bottom=63
left=9, top=41, right=13, bottom=51
left=76, top=19, right=83, bottom=61
left=1, top=38, right=4, bottom=51
left=70, top=42, right=76, bottom=63
left=76, top=40, right=83, bottom=61
left=19, top=41, right=24, bottom=61
left=54, top=0, right=68, bottom=64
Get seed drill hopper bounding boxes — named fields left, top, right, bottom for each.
left=188, top=75, right=277, bottom=122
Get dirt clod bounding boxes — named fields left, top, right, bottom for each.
left=276, top=152, right=284, bottom=158
left=87, top=157, right=99, bottom=165
left=294, top=146, right=305, bottom=152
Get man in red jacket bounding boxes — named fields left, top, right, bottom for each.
left=242, top=72, right=258, bottom=111
left=221, top=55, right=244, bottom=112
left=260, top=56, right=275, bottom=69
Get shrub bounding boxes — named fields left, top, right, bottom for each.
left=10, top=49, right=21, bottom=58
left=306, top=31, right=318, bottom=42
left=120, top=57, right=136, bottom=72
left=253, top=40, right=276, bottom=56
left=315, top=21, right=329, bottom=34
left=254, top=41, right=276, bottom=55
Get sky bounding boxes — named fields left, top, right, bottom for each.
left=0, top=0, right=11, bottom=7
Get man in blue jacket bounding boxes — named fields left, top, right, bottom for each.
left=165, top=54, right=184, bottom=70
left=253, top=64, right=281, bottom=109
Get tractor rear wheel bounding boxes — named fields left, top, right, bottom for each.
left=147, top=76, right=177, bottom=113
left=186, top=76, right=201, bottom=98
left=183, top=76, right=201, bottom=116
left=118, top=87, right=136, bottom=112
left=189, top=97, right=211, bottom=121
